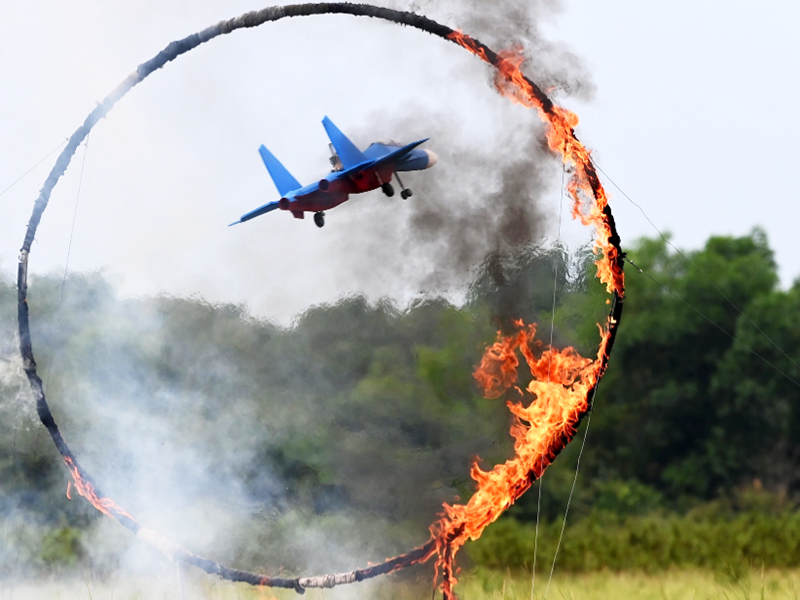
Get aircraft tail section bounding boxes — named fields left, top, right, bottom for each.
left=322, top=117, right=369, bottom=170
left=259, top=145, right=301, bottom=197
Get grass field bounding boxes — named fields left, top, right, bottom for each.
left=8, top=568, right=800, bottom=600
left=452, top=569, right=800, bottom=600
left=212, top=569, right=800, bottom=600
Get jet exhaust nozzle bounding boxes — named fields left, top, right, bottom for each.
left=318, top=179, right=330, bottom=192
left=279, top=198, right=290, bottom=210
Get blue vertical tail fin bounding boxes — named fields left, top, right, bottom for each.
left=258, top=145, right=301, bottom=197
left=322, top=117, right=368, bottom=170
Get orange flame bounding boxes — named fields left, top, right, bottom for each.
left=431, top=322, right=610, bottom=592
left=63, top=456, right=136, bottom=522
left=448, top=31, right=624, bottom=297
left=427, top=31, right=624, bottom=599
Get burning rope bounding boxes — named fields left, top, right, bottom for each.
left=16, top=4, right=624, bottom=598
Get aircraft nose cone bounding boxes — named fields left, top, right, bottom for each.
left=424, top=149, right=439, bottom=168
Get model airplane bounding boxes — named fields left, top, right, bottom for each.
left=230, top=116, right=438, bottom=228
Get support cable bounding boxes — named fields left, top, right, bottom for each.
left=541, top=398, right=594, bottom=600
left=539, top=168, right=598, bottom=596
left=597, top=164, right=800, bottom=378
left=625, top=256, right=800, bottom=389
left=3, top=137, right=87, bottom=600
left=46, top=134, right=89, bottom=391
left=0, top=138, right=69, bottom=199
left=531, top=163, right=566, bottom=599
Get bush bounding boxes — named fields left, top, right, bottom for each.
left=468, top=507, right=800, bottom=572
left=39, top=526, right=85, bottom=567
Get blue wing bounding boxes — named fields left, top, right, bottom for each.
left=229, top=200, right=281, bottom=226
left=259, top=145, right=301, bottom=197
left=372, top=138, right=430, bottom=168
left=322, top=117, right=369, bottom=170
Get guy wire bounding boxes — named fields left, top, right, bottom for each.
left=4, top=135, right=90, bottom=600
left=46, top=133, right=90, bottom=391
left=624, top=256, right=800, bottom=389
left=531, top=161, right=567, bottom=599
left=597, top=164, right=800, bottom=378
left=542, top=388, right=596, bottom=600
left=0, top=138, right=68, bottom=199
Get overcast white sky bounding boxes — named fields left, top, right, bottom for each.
left=2, top=0, right=798, bottom=323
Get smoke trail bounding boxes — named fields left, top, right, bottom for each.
left=411, top=0, right=595, bottom=101
left=337, top=108, right=557, bottom=294
left=337, top=0, right=596, bottom=296
left=16, top=3, right=624, bottom=596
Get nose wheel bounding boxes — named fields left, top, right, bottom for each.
left=314, top=211, right=325, bottom=228
left=394, top=172, right=412, bottom=199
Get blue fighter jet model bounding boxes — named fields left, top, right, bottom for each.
left=230, top=116, right=438, bottom=228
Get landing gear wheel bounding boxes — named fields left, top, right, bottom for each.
left=381, top=182, right=395, bottom=197
left=314, top=212, right=325, bottom=228
left=400, top=189, right=413, bottom=199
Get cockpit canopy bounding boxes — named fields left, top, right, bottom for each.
left=372, top=138, right=403, bottom=147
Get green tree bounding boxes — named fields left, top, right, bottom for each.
left=587, top=229, right=779, bottom=499
left=712, top=281, right=800, bottom=492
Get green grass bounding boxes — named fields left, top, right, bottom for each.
left=468, top=511, right=800, bottom=573
left=454, top=568, right=800, bottom=600
left=9, top=568, right=800, bottom=599
left=205, top=569, right=800, bottom=600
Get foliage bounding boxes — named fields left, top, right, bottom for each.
left=470, top=492, right=800, bottom=573
left=568, top=228, right=794, bottom=502
left=1, top=230, right=800, bottom=577
left=39, top=525, right=85, bottom=567
left=437, top=568, right=800, bottom=600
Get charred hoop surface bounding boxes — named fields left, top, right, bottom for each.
left=17, top=3, right=624, bottom=595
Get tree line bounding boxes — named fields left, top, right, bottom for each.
left=1, top=228, right=798, bottom=573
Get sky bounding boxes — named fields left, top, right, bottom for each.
left=1, top=0, right=799, bottom=323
